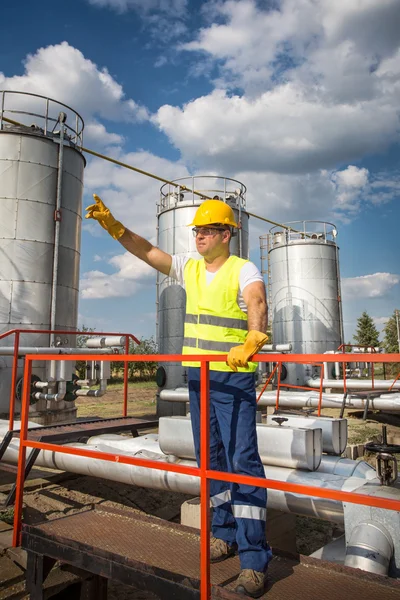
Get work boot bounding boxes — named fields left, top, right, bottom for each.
left=210, top=536, right=237, bottom=563
left=234, top=569, right=267, bottom=598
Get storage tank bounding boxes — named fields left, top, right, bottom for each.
left=0, top=91, right=85, bottom=421
left=156, top=176, right=249, bottom=416
left=261, top=222, right=344, bottom=386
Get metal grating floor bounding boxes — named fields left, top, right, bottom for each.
left=22, top=507, right=400, bottom=599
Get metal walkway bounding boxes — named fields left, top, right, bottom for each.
left=21, top=506, right=400, bottom=599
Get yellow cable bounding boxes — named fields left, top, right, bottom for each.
left=1, top=114, right=305, bottom=233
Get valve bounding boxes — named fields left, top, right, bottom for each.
left=15, top=375, right=42, bottom=405
left=272, top=417, right=288, bottom=427
left=364, top=425, right=400, bottom=486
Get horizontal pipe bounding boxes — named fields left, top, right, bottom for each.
left=0, top=347, right=118, bottom=356
left=261, top=344, right=292, bottom=352
left=86, top=336, right=126, bottom=348
left=33, top=381, right=66, bottom=402
left=306, top=378, right=400, bottom=391
left=75, top=380, right=107, bottom=397
left=160, top=388, right=400, bottom=412
left=0, top=422, right=377, bottom=523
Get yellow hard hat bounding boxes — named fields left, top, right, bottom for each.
left=188, top=200, right=238, bottom=228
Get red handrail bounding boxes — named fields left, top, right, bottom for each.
left=11, top=350, right=400, bottom=600
left=0, top=328, right=140, bottom=429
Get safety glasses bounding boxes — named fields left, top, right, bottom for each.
left=192, top=226, right=226, bottom=237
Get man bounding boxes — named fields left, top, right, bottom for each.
left=86, top=194, right=272, bottom=598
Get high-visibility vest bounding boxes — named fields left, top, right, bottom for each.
left=182, top=255, right=256, bottom=372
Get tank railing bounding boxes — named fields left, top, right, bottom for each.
left=0, top=91, right=84, bottom=147
left=11, top=351, right=400, bottom=599
left=269, top=220, right=337, bottom=244
left=158, top=175, right=247, bottom=212
left=0, top=328, right=140, bottom=432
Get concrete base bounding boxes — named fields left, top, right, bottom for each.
left=181, top=497, right=297, bottom=554
left=27, top=406, right=77, bottom=425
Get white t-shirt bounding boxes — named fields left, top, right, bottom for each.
left=169, top=255, right=264, bottom=313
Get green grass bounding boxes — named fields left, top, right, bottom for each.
left=104, top=380, right=157, bottom=390
left=0, top=507, right=14, bottom=524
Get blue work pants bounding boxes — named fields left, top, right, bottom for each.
left=188, top=367, right=272, bottom=572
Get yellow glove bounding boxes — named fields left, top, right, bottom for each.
left=85, top=194, right=126, bottom=240
left=226, top=330, right=268, bottom=372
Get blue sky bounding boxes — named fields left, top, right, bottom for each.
left=1, top=0, right=399, bottom=342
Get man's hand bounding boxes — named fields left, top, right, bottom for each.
left=226, top=330, right=268, bottom=372
left=85, top=194, right=126, bottom=240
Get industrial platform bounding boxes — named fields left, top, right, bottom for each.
left=21, top=506, right=400, bottom=599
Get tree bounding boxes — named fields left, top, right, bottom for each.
left=353, top=311, right=380, bottom=348
left=383, top=310, right=400, bottom=353
left=76, top=325, right=95, bottom=379
left=383, top=310, right=400, bottom=377
left=110, top=336, right=158, bottom=382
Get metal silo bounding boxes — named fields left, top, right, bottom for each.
left=156, top=176, right=249, bottom=417
left=0, top=91, right=85, bottom=421
left=261, top=221, right=344, bottom=387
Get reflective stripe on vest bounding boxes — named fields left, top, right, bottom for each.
left=182, top=255, right=256, bottom=372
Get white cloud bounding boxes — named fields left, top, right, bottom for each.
left=373, top=316, right=390, bottom=326
left=84, top=122, right=124, bottom=148
left=0, top=42, right=149, bottom=149
left=342, top=273, right=400, bottom=299
left=153, top=0, right=400, bottom=177
left=80, top=255, right=155, bottom=299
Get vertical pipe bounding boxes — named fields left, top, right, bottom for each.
left=0, top=91, right=5, bottom=130
left=50, top=113, right=66, bottom=348
left=317, top=364, right=323, bottom=417
left=372, top=361, right=375, bottom=390
left=343, top=360, right=347, bottom=395
left=44, top=98, right=49, bottom=136
left=13, top=357, right=32, bottom=547
left=123, top=336, right=129, bottom=417
left=396, top=310, right=400, bottom=353
left=200, top=360, right=210, bottom=600
left=275, top=362, right=282, bottom=411
left=335, top=244, right=345, bottom=346
left=75, top=114, right=79, bottom=145
left=9, top=331, right=20, bottom=431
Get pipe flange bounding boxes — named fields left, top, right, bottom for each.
left=15, top=375, right=42, bottom=405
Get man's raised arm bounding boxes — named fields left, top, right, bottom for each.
left=85, top=194, right=172, bottom=276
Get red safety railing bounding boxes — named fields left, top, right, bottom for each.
left=0, top=329, right=140, bottom=431
left=11, top=351, right=400, bottom=600
left=257, top=361, right=325, bottom=415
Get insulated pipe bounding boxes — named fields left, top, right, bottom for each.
left=75, top=380, right=107, bottom=397
left=160, top=388, right=400, bottom=411
left=50, top=113, right=66, bottom=348
left=0, top=347, right=117, bottom=356
left=86, top=336, right=126, bottom=348
left=76, top=379, right=98, bottom=386
left=0, top=422, right=378, bottom=525
left=306, top=378, right=400, bottom=391
left=262, top=344, right=292, bottom=352
left=344, top=522, right=393, bottom=575
left=33, top=380, right=66, bottom=402
left=257, top=391, right=400, bottom=410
